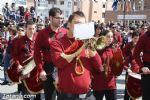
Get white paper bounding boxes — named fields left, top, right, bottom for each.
left=73, top=22, right=95, bottom=40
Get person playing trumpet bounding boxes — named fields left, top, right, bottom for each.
left=50, top=11, right=102, bottom=100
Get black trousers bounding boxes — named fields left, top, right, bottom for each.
left=93, top=90, right=117, bottom=100
left=57, top=91, right=95, bottom=100
left=141, top=74, right=150, bottom=100
left=43, top=62, right=55, bottom=100
left=141, top=62, right=150, bottom=100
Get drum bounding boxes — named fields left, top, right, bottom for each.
left=6, top=62, right=20, bottom=83
left=23, top=67, right=44, bottom=94
left=111, top=48, right=124, bottom=76
left=22, top=59, right=36, bottom=76
left=6, top=57, right=35, bottom=83
left=126, top=72, right=142, bottom=99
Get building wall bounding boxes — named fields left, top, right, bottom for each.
left=80, top=0, right=90, bottom=22
left=106, top=0, right=113, bottom=11
left=74, top=0, right=103, bottom=22
left=105, top=0, right=150, bottom=24
left=63, top=0, right=73, bottom=20
left=89, top=0, right=102, bottom=22
left=105, top=10, right=150, bottom=24
left=26, top=0, right=34, bottom=9
left=144, top=0, right=150, bottom=10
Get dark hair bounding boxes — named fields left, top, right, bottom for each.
left=49, top=7, right=62, bottom=17
left=25, top=20, right=35, bottom=28
left=132, top=31, right=139, bottom=38
left=68, top=11, right=85, bottom=23
left=10, top=27, right=17, bottom=36
left=101, top=30, right=111, bottom=36
left=94, top=24, right=103, bottom=31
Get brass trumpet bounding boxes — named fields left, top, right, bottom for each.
left=94, top=36, right=108, bottom=50
left=86, top=36, right=108, bottom=50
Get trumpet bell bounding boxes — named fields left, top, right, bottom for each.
left=95, top=36, right=107, bottom=50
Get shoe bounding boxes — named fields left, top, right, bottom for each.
left=0, top=81, right=9, bottom=85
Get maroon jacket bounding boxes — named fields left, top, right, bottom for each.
left=12, top=35, right=34, bottom=66
left=34, top=26, right=67, bottom=73
left=133, top=32, right=150, bottom=69
left=50, top=36, right=102, bottom=94
left=123, top=42, right=140, bottom=73
left=11, top=36, right=22, bottom=59
left=92, top=47, right=116, bottom=91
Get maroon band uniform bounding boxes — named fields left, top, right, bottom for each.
left=50, top=35, right=102, bottom=94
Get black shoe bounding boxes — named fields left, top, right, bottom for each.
left=0, top=81, right=9, bottom=85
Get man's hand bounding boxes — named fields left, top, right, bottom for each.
left=17, top=65, right=23, bottom=72
left=39, top=71, right=47, bottom=81
left=127, top=68, right=132, bottom=73
left=19, top=74, right=30, bottom=80
left=141, top=67, right=150, bottom=74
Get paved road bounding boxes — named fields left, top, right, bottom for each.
left=0, top=66, right=126, bottom=100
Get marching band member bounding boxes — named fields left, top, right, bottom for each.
left=94, top=23, right=103, bottom=37
left=110, top=24, right=122, bottom=48
left=50, top=11, right=102, bottom=100
left=133, top=26, right=150, bottom=100
left=12, top=20, right=41, bottom=99
left=92, top=30, right=120, bottom=100
left=34, top=7, right=67, bottom=100
left=11, top=25, right=25, bottom=93
left=123, top=31, right=140, bottom=100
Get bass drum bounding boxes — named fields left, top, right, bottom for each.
left=126, top=72, right=142, bottom=99
left=23, top=67, right=44, bottom=94
left=6, top=62, right=20, bottom=83
left=111, top=48, right=124, bottom=76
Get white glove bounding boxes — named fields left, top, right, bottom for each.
left=17, top=65, right=23, bottom=72
left=39, top=71, right=47, bottom=81
left=127, top=68, right=132, bottom=73
left=141, top=67, right=150, bottom=74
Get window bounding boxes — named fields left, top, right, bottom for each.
left=94, top=11, right=97, bottom=13
left=94, top=0, right=98, bottom=3
left=74, top=1, right=77, bottom=6
left=65, top=11, right=69, bottom=18
left=102, top=13, right=105, bottom=18
left=103, top=4, right=105, bottom=8
left=68, top=2, right=71, bottom=8
left=60, top=1, right=64, bottom=5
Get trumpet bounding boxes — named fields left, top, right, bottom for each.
left=86, top=36, right=108, bottom=51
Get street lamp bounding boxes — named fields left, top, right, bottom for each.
left=123, top=0, right=126, bottom=28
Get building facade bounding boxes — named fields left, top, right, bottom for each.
left=73, top=0, right=104, bottom=22
left=105, top=0, right=150, bottom=26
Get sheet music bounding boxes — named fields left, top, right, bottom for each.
left=73, top=22, right=95, bottom=40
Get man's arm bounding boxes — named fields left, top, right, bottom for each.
left=50, top=40, right=80, bottom=69
left=34, top=31, right=43, bottom=73
left=122, top=43, right=131, bottom=70
left=133, top=35, right=145, bottom=69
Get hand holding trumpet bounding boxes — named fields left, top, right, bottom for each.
left=61, top=36, right=108, bottom=62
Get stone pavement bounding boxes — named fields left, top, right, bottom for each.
left=0, top=65, right=127, bottom=100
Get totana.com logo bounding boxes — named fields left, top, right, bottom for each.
left=2, top=94, right=36, bottom=99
